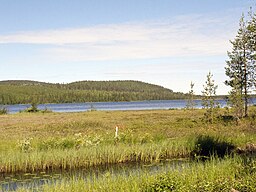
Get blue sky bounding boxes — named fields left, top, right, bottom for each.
left=0, top=0, right=255, bottom=94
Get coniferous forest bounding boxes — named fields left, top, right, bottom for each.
left=0, top=80, right=187, bottom=104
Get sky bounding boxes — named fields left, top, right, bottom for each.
left=0, top=0, right=255, bottom=95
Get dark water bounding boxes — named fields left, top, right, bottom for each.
left=2, top=98, right=256, bottom=114
left=0, top=160, right=188, bottom=191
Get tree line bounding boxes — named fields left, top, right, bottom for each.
left=0, top=80, right=187, bottom=105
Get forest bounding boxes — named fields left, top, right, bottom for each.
left=0, top=80, right=188, bottom=104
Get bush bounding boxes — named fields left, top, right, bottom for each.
left=37, top=134, right=102, bottom=150
left=21, top=103, right=52, bottom=113
left=142, top=157, right=256, bottom=192
left=38, top=138, right=76, bottom=150
left=22, top=103, right=39, bottom=113
left=0, top=107, right=8, bottom=115
left=192, top=135, right=236, bottom=159
left=18, top=138, right=33, bottom=152
left=142, top=174, right=181, bottom=192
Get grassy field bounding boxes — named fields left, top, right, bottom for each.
left=0, top=108, right=255, bottom=191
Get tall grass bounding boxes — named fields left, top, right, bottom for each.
left=0, top=138, right=193, bottom=174
left=0, top=109, right=255, bottom=179
left=142, top=156, right=256, bottom=192
left=14, top=156, right=255, bottom=192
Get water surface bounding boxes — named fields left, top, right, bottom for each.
left=2, top=98, right=256, bottom=114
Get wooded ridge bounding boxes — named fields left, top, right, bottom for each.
left=0, top=80, right=187, bottom=104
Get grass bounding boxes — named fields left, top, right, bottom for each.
left=0, top=139, right=192, bottom=173
left=0, top=108, right=255, bottom=142
left=0, top=108, right=255, bottom=191
left=141, top=155, right=256, bottom=192
left=14, top=155, right=256, bottom=192
left=0, top=109, right=255, bottom=172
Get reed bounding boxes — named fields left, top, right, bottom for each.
left=0, top=139, right=193, bottom=174
left=14, top=156, right=255, bottom=192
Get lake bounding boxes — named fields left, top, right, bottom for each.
left=2, top=98, right=256, bottom=114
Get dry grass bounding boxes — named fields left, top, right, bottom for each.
left=0, top=108, right=255, bottom=142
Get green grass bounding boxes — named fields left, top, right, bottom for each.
left=0, top=108, right=255, bottom=173
left=0, top=139, right=193, bottom=173
left=0, top=108, right=255, bottom=191
left=14, top=155, right=255, bottom=192
left=142, top=156, right=256, bottom=192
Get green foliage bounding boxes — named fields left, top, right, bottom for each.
left=0, top=80, right=188, bottom=104
left=24, top=103, right=39, bottom=113
left=38, top=157, right=256, bottom=192
left=0, top=109, right=255, bottom=175
left=20, top=103, right=52, bottom=113
left=201, top=72, right=219, bottom=123
left=18, top=138, right=33, bottom=152
left=186, top=81, right=196, bottom=110
left=192, top=135, right=236, bottom=159
left=114, top=129, right=160, bottom=145
left=37, top=138, right=73, bottom=150
left=241, top=157, right=256, bottom=175
left=225, top=12, right=256, bottom=117
left=142, top=174, right=181, bottom=192
left=0, top=107, right=8, bottom=115
left=228, top=78, right=244, bottom=120
left=142, top=157, right=256, bottom=192
left=37, top=134, right=102, bottom=150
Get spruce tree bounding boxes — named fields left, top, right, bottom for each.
left=201, top=72, right=219, bottom=124
left=186, top=81, right=196, bottom=110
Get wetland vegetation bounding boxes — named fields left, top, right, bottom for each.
left=0, top=6, right=255, bottom=192
left=0, top=107, right=255, bottom=191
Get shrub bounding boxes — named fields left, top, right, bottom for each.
left=21, top=103, right=52, bottom=113
left=38, top=138, right=75, bottom=150
left=192, top=135, right=236, bottom=159
left=37, top=134, right=102, bottom=151
left=142, top=174, right=181, bottom=192
left=21, top=103, right=39, bottom=113
left=18, top=138, right=33, bottom=152
left=0, top=107, right=8, bottom=115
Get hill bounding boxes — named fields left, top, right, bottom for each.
left=0, top=80, right=187, bottom=104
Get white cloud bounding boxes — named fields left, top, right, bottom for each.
left=0, top=13, right=237, bottom=61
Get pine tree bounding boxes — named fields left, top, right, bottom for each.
left=247, top=11, right=256, bottom=92
left=225, top=13, right=256, bottom=117
left=186, top=81, right=196, bottom=110
left=201, top=72, right=219, bottom=124
left=228, top=77, right=244, bottom=120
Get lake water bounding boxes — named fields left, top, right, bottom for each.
left=2, top=98, right=256, bottom=114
